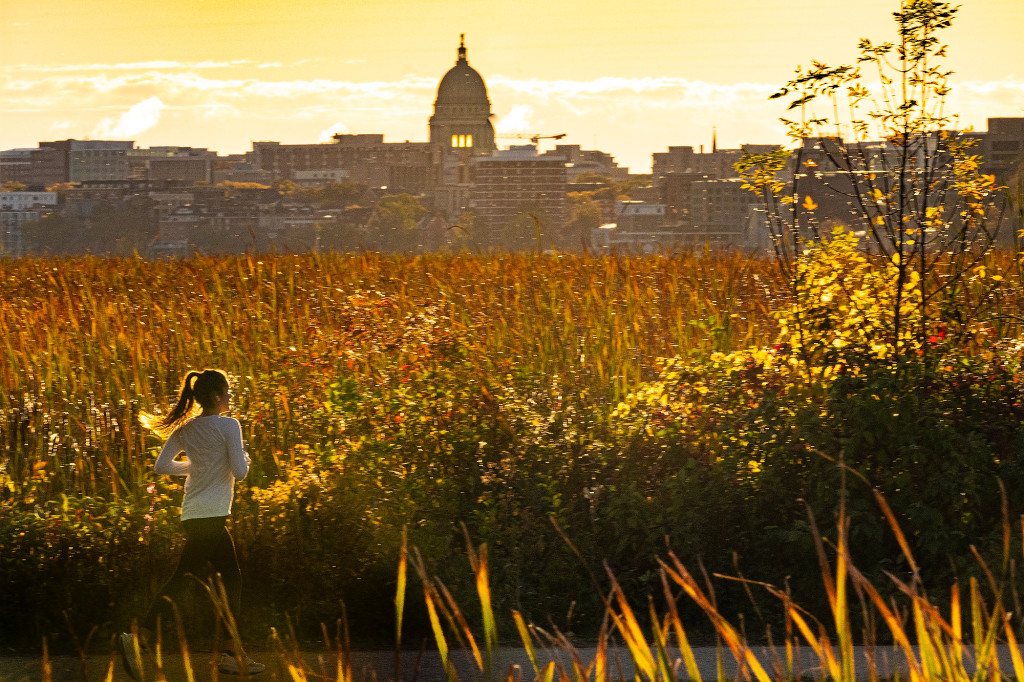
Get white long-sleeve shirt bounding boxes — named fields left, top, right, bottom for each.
left=154, top=415, right=251, bottom=521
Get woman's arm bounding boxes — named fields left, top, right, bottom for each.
left=226, top=419, right=250, bottom=480
left=154, top=431, right=190, bottom=476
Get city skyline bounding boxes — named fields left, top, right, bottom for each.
left=2, top=0, right=1024, bottom=172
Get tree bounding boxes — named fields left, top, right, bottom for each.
left=274, top=179, right=299, bottom=196
left=449, top=209, right=479, bottom=252
left=493, top=201, right=550, bottom=252
left=367, top=193, right=426, bottom=251
left=217, top=181, right=271, bottom=191
left=21, top=213, right=76, bottom=254
left=573, top=172, right=651, bottom=201
left=84, top=196, right=158, bottom=256
left=566, top=193, right=603, bottom=250
left=564, top=175, right=619, bottom=251
left=0, top=181, right=27, bottom=192
left=737, top=0, right=1005, bottom=363
left=45, top=183, right=76, bottom=203
left=574, top=171, right=611, bottom=184
left=617, top=174, right=654, bottom=199
left=318, top=181, right=368, bottom=209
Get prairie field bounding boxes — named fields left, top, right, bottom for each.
left=4, top=249, right=1024, bottom=661
left=1, top=251, right=775, bottom=500
left=0, top=251, right=778, bottom=648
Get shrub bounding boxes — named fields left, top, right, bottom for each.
left=614, top=232, right=1024, bottom=624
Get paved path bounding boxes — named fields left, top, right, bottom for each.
left=0, top=645, right=1016, bottom=681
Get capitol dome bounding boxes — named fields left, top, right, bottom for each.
left=435, top=40, right=490, bottom=106
left=429, top=35, right=495, bottom=154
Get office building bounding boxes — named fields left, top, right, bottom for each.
left=0, top=191, right=57, bottom=256
left=251, top=135, right=441, bottom=194
left=0, top=147, right=67, bottom=189
left=470, top=145, right=568, bottom=235
left=39, top=140, right=135, bottom=183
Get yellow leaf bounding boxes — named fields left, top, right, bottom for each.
left=802, top=195, right=818, bottom=211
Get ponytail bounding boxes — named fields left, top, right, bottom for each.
left=141, top=369, right=229, bottom=438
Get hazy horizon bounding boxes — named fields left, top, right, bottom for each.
left=3, top=0, right=1023, bottom=172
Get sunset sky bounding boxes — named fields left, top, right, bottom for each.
left=2, top=0, right=1023, bottom=172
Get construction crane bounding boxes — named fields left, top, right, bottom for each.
left=529, top=133, right=566, bottom=144
left=495, top=132, right=567, bottom=149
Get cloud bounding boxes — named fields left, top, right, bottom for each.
left=3, top=65, right=1024, bottom=171
left=3, top=60, right=248, bottom=73
left=197, top=103, right=241, bottom=119
left=490, top=75, right=777, bottom=101
left=92, top=96, right=166, bottom=138
left=494, top=104, right=533, bottom=134
left=948, top=79, right=1024, bottom=117
left=317, top=122, right=350, bottom=142
left=0, top=71, right=434, bottom=103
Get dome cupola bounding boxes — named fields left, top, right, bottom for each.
left=429, top=35, right=495, bottom=154
left=434, top=35, right=490, bottom=107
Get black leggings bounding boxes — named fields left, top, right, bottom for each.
left=143, top=516, right=242, bottom=631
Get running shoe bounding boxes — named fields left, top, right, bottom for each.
left=118, top=632, right=144, bottom=681
left=218, top=651, right=266, bottom=675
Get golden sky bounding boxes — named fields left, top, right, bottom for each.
left=2, top=0, right=1023, bottom=171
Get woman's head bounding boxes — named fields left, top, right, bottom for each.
left=187, top=370, right=230, bottom=411
left=141, top=369, right=230, bottom=436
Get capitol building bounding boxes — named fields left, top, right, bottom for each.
left=429, top=35, right=496, bottom=156
left=244, top=36, right=629, bottom=234
left=428, top=35, right=500, bottom=216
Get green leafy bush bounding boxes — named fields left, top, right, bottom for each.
left=614, top=233, right=1024, bottom=623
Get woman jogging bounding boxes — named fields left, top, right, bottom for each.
left=120, top=369, right=265, bottom=678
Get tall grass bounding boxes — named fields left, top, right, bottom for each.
left=1, top=251, right=778, bottom=504
left=14, top=249, right=1024, bottom=680
left=94, top=490, right=1024, bottom=682
left=5, top=249, right=1023, bottom=506
left=391, top=492, right=1024, bottom=682
left=1, top=250, right=786, bottom=650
